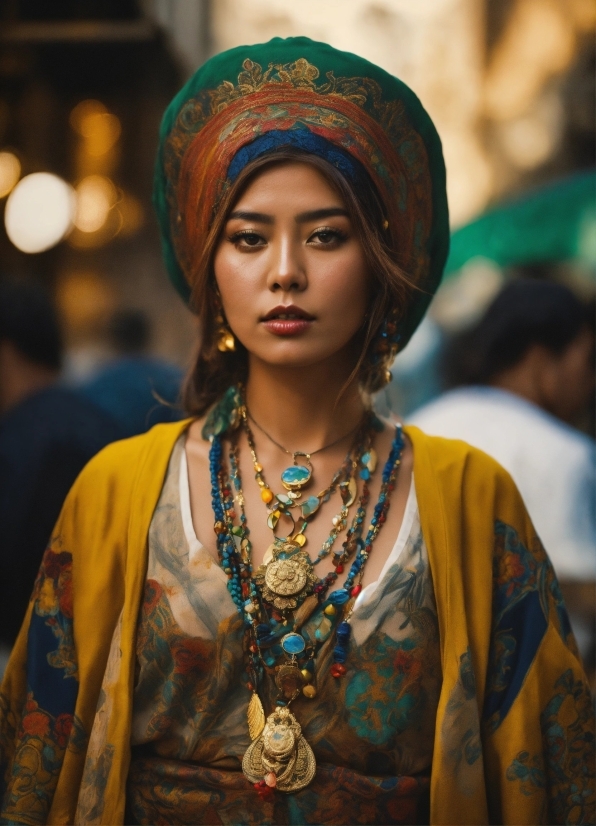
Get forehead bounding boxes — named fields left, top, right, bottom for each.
left=231, top=161, right=345, bottom=211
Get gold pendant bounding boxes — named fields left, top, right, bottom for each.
left=247, top=692, right=265, bottom=740
left=255, top=543, right=317, bottom=611
left=242, top=706, right=316, bottom=792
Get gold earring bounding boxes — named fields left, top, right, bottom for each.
left=216, top=312, right=236, bottom=352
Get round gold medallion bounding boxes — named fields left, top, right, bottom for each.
left=265, top=558, right=307, bottom=596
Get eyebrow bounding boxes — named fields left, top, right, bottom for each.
left=228, top=210, right=274, bottom=224
left=295, top=207, right=349, bottom=223
left=227, top=207, right=349, bottom=224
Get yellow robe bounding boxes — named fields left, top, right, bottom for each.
left=0, top=422, right=593, bottom=825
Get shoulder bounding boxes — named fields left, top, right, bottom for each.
left=70, top=419, right=192, bottom=499
left=406, top=423, right=512, bottom=480
left=405, top=423, right=526, bottom=522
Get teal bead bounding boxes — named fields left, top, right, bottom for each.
left=276, top=493, right=293, bottom=507
left=301, top=496, right=320, bottom=517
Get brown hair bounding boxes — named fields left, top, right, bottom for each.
left=182, top=147, right=414, bottom=417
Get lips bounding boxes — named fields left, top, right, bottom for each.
left=261, top=305, right=314, bottom=322
left=261, top=305, right=314, bottom=336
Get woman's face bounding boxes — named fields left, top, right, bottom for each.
left=213, top=161, right=369, bottom=372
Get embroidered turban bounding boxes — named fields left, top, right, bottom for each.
left=154, top=37, right=449, bottom=349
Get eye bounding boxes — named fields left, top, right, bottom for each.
left=308, top=227, right=348, bottom=246
left=228, top=230, right=266, bottom=248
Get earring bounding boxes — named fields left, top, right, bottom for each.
left=216, top=312, right=236, bottom=352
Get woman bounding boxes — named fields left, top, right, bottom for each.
left=0, top=38, right=593, bottom=826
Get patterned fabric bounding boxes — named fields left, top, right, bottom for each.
left=0, top=547, right=87, bottom=825
left=484, top=521, right=577, bottom=733
left=154, top=38, right=449, bottom=348
left=0, top=421, right=592, bottom=824
left=126, top=438, right=441, bottom=825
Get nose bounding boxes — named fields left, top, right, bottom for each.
left=267, top=232, right=307, bottom=293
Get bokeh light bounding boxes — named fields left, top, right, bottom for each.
left=118, top=191, right=145, bottom=236
left=0, top=151, right=21, bottom=198
left=70, top=99, right=121, bottom=157
left=4, top=172, right=76, bottom=253
left=74, top=175, right=117, bottom=233
left=56, top=270, right=116, bottom=338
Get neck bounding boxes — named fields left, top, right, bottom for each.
left=245, top=357, right=366, bottom=454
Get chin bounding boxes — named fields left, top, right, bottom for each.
left=254, top=344, right=358, bottom=373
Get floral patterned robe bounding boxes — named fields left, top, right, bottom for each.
left=0, top=422, right=593, bottom=825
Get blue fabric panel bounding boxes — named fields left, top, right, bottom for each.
left=27, top=612, right=78, bottom=719
left=483, top=589, right=548, bottom=726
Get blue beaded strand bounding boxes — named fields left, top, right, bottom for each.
left=343, top=424, right=404, bottom=592
left=209, top=434, right=246, bottom=614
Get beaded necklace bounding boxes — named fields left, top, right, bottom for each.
left=209, top=415, right=405, bottom=795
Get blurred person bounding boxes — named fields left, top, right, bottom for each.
left=410, top=279, right=595, bottom=658
left=0, top=40, right=592, bottom=826
left=80, top=308, right=183, bottom=438
left=0, top=278, right=123, bottom=653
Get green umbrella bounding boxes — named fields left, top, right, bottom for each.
left=445, top=169, right=596, bottom=276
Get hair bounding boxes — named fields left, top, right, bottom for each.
left=0, top=277, right=62, bottom=371
left=444, top=277, right=591, bottom=387
left=182, top=147, right=414, bottom=417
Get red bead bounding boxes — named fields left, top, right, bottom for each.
left=249, top=643, right=258, bottom=654
left=335, top=564, right=344, bottom=573
left=254, top=780, right=274, bottom=800
left=351, top=585, right=362, bottom=597
left=330, top=663, right=347, bottom=678
left=229, top=510, right=236, bottom=520
left=247, top=682, right=254, bottom=692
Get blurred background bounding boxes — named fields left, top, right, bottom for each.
left=0, top=0, right=594, bottom=676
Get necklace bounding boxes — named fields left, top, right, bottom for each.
left=209, top=406, right=405, bottom=795
left=247, top=408, right=362, bottom=458
left=242, top=405, right=372, bottom=543
left=242, top=411, right=376, bottom=615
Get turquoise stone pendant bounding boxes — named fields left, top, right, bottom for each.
left=281, top=632, right=306, bottom=656
left=281, top=452, right=313, bottom=491
left=281, top=464, right=311, bottom=488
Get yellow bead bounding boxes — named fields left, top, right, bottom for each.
left=254, top=463, right=263, bottom=473
left=301, top=669, right=313, bottom=683
left=303, top=684, right=317, bottom=699
left=324, top=604, right=336, bottom=616
left=261, top=488, right=274, bottom=503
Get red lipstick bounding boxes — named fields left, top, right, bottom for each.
left=261, top=305, right=314, bottom=336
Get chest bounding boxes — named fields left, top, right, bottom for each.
left=186, top=428, right=414, bottom=589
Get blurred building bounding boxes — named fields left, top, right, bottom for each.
left=0, top=0, right=202, bottom=378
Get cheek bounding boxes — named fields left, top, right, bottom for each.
left=314, top=251, right=369, bottom=323
left=213, top=247, right=257, bottom=316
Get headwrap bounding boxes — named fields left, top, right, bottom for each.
left=154, top=36, right=449, bottom=349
